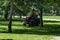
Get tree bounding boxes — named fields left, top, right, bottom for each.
left=13, top=0, right=44, bottom=27
left=4, top=6, right=9, bottom=20
left=1, top=0, right=60, bottom=29
left=8, top=0, right=13, bottom=33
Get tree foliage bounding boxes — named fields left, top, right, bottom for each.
left=0, top=0, right=60, bottom=16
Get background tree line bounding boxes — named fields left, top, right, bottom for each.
left=0, top=0, right=60, bottom=20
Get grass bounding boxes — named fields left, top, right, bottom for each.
left=0, top=21, right=53, bottom=40
left=43, top=16, right=60, bottom=19
left=0, top=16, right=60, bottom=40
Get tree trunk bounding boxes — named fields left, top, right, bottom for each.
left=40, top=0, right=44, bottom=27
left=4, top=10, right=8, bottom=20
left=40, top=7, right=43, bottom=27
left=8, top=0, right=13, bottom=33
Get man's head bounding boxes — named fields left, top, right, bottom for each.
left=32, top=9, right=37, bottom=16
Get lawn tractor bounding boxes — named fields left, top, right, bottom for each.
left=23, top=9, right=41, bottom=26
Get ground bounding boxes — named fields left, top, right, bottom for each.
left=50, top=37, right=60, bottom=40
left=0, top=16, right=60, bottom=40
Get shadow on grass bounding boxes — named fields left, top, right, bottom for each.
left=0, top=24, right=60, bottom=36
left=11, top=24, right=60, bottom=36
left=44, top=20, right=60, bottom=23
left=0, top=28, right=8, bottom=33
left=0, top=21, right=60, bottom=36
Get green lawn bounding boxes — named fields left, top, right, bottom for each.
left=0, top=16, right=60, bottom=40
left=0, top=21, right=51, bottom=40
left=43, top=16, right=60, bottom=19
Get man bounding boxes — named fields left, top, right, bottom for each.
left=23, top=9, right=40, bottom=26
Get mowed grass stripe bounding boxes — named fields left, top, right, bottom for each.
left=0, top=20, right=60, bottom=40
